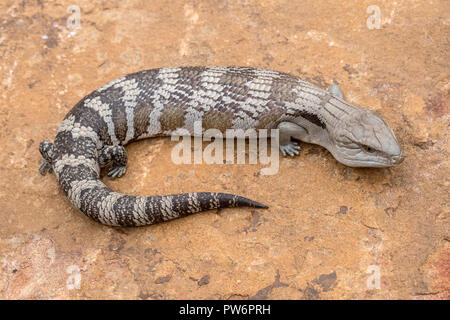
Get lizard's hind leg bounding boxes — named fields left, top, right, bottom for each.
left=39, top=140, right=54, bottom=175
left=99, top=145, right=128, bottom=178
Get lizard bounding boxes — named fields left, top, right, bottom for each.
left=39, top=66, right=403, bottom=227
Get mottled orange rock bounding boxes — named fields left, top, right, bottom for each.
left=0, top=0, right=448, bottom=299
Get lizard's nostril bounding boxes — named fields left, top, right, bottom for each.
left=392, top=153, right=404, bottom=164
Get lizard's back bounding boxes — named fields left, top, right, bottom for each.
left=65, top=66, right=314, bottom=148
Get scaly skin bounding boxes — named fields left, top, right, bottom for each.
left=39, top=66, right=403, bottom=226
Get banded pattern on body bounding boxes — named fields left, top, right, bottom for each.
left=39, top=66, right=402, bottom=226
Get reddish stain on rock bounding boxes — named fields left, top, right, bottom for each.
left=425, top=92, right=449, bottom=119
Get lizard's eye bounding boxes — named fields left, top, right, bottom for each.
left=362, top=145, right=376, bottom=153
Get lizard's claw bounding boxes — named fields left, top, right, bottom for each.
left=39, top=160, right=53, bottom=175
left=280, top=142, right=301, bottom=157
left=107, top=165, right=127, bottom=179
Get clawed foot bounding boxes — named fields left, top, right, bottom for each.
left=39, top=140, right=54, bottom=175
left=107, top=165, right=127, bottom=179
left=100, top=145, right=128, bottom=179
left=280, top=141, right=301, bottom=157
left=39, top=160, right=53, bottom=175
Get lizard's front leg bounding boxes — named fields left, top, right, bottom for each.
left=277, top=122, right=308, bottom=157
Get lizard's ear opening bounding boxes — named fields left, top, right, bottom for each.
left=39, top=140, right=54, bottom=162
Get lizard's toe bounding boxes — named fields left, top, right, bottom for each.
left=39, top=160, right=53, bottom=175
left=280, top=143, right=301, bottom=157
left=108, top=166, right=127, bottom=179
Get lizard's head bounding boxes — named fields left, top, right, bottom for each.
left=329, top=110, right=403, bottom=167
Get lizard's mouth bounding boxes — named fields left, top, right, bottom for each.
left=341, top=157, right=393, bottom=167
left=329, top=145, right=404, bottom=167
left=338, top=151, right=404, bottom=167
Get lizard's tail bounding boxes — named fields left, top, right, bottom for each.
left=60, top=175, right=267, bottom=227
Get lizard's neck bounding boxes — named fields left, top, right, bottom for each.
left=283, top=84, right=363, bottom=148
left=289, top=83, right=361, bottom=128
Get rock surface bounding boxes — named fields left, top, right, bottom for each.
left=0, top=0, right=448, bottom=299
